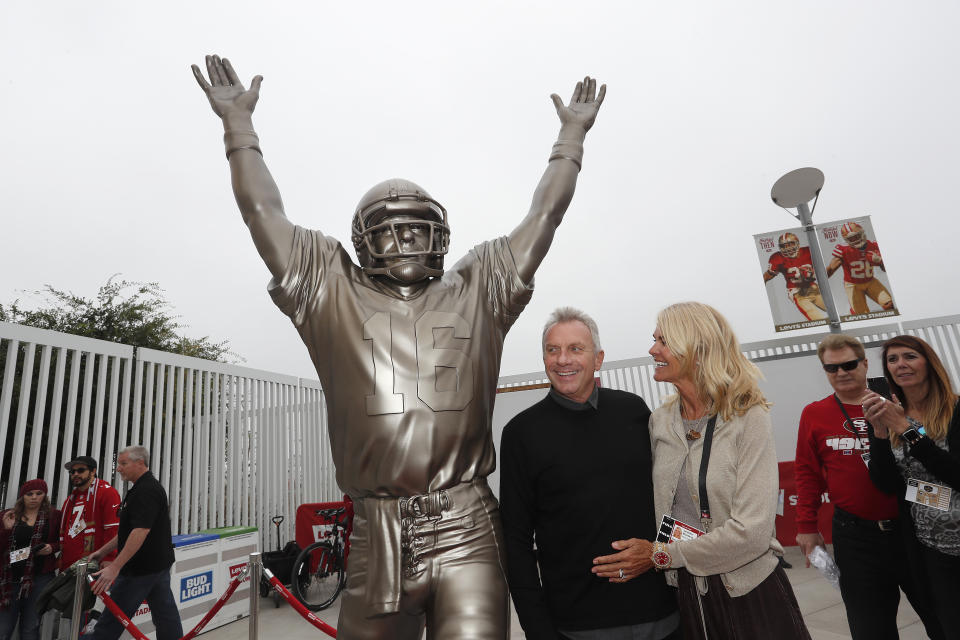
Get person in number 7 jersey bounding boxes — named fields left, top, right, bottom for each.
left=192, top=55, right=605, bottom=639
left=826, top=221, right=894, bottom=315
left=58, top=456, right=122, bottom=638
left=59, top=456, right=122, bottom=572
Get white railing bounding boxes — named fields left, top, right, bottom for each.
left=0, top=321, right=134, bottom=508
left=902, top=315, right=960, bottom=392
left=491, top=314, right=960, bottom=468
left=6, top=313, right=960, bottom=547
left=495, top=316, right=960, bottom=409
left=0, top=321, right=336, bottom=549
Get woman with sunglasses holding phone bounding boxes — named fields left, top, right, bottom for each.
left=863, top=334, right=960, bottom=634
left=0, top=479, right=60, bottom=640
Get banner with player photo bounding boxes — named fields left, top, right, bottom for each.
left=814, top=215, right=899, bottom=323
left=755, top=227, right=829, bottom=332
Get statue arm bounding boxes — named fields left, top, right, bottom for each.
left=192, top=55, right=295, bottom=279
left=508, top=78, right=605, bottom=284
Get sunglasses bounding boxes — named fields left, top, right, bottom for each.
left=69, top=468, right=90, bottom=475
left=822, top=358, right=864, bottom=374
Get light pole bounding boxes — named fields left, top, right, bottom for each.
left=771, top=167, right=842, bottom=334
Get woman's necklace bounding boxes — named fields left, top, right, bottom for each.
left=681, top=399, right=713, bottom=441
left=685, top=414, right=708, bottom=441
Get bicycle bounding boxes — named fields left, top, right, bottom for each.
left=291, top=506, right=349, bottom=611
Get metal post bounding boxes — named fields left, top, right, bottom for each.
left=248, top=552, right=261, bottom=640
left=797, top=202, right=843, bottom=333
left=70, top=560, right=88, bottom=640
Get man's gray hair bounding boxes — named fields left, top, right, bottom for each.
left=542, top=307, right=602, bottom=352
left=120, top=445, right=150, bottom=467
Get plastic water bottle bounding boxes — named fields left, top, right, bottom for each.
left=807, top=545, right=841, bottom=591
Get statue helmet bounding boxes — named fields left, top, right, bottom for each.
left=351, top=178, right=450, bottom=281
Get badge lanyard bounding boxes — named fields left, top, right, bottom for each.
left=833, top=394, right=878, bottom=470
left=697, top=415, right=719, bottom=522
left=82, top=478, right=100, bottom=524
left=833, top=394, right=864, bottom=434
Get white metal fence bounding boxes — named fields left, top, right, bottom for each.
left=0, top=321, right=337, bottom=548
left=0, top=321, right=134, bottom=508
left=5, top=313, right=960, bottom=547
left=495, top=314, right=960, bottom=408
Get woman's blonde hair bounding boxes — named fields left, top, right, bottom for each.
left=657, top=302, right=769, bottom=420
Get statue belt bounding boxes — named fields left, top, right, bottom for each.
left=353, top=478, right=488, bottom=614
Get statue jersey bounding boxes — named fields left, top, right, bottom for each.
left=270, top=227, right=533, bottom=498
left=767, top=247, right=817, bottom=295
left=832, top=241, right=883, bottom=284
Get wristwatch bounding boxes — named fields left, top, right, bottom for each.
left=651, top=541, right=672, bottom=570
left=901, top=427, right=924, bottom=446
left=902, top=417, right=927, bottom=445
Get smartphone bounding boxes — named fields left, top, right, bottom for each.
left=867, top=376, right=892, bottom=400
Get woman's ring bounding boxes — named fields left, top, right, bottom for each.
left=618, top=569, right=624, bottom=579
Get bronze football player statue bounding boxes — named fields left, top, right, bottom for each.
left=192, top=55, right=605, bottom=639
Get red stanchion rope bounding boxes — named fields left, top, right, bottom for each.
left=262, top=568, right=338, bottom=638
left=179, top=567, right=246, bottom=640
left=86, top=566, right=247, bottom=640
left=87, top=575, right=150, bottom=640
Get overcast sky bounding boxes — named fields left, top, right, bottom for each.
left=3, top=1, right=958, bottom=380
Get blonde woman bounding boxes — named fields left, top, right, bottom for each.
left=645, top=302, right=809, bottom=639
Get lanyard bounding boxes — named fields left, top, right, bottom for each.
left=698, top=415, right=719, bottom=521
left=833, top=394, right=868, bottom=437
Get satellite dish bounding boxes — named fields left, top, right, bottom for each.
left=771, top=168, right=824, bottom=209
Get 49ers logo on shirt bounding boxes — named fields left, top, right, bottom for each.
left=827, top=418, right=869, bottom=454
left=842, top=417, right=869, bottom=436
left=825, top=436, right=868, bottom=453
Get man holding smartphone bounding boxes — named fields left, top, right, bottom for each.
left=794, top=334, right=942, bottom=639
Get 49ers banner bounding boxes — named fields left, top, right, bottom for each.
left=755, top=227, right=828, bottom=332
left=755, top=215, right=899, bottom=332
left=814, top=216, right=899, bottom=323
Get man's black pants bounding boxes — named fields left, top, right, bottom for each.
left=832, top=508, right=943, bottom=640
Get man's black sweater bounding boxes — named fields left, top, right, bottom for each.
left=499, top=388, right=677, bottom=638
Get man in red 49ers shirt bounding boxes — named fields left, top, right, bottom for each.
left=59, top=455, right=122, bottom=569
left=794, top=335, right=942, bottom=640
left=763, top=232, right=827, bottom=321
left=826, top=221, right=894, bottom=315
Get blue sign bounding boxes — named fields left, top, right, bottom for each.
left=180, top=571, right=213, bottom=602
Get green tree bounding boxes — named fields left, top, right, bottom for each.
left=0, top=276, right=235, bottom=362
left=0, top=278, right=239, bottom=500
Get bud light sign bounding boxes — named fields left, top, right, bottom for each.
left=180, top=571, right=213, bottom=602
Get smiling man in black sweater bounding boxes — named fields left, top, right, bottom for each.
left=500, top=308, right=678, bottom=640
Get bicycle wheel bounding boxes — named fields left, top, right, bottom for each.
left=291, top=541, right=345, bottom=611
